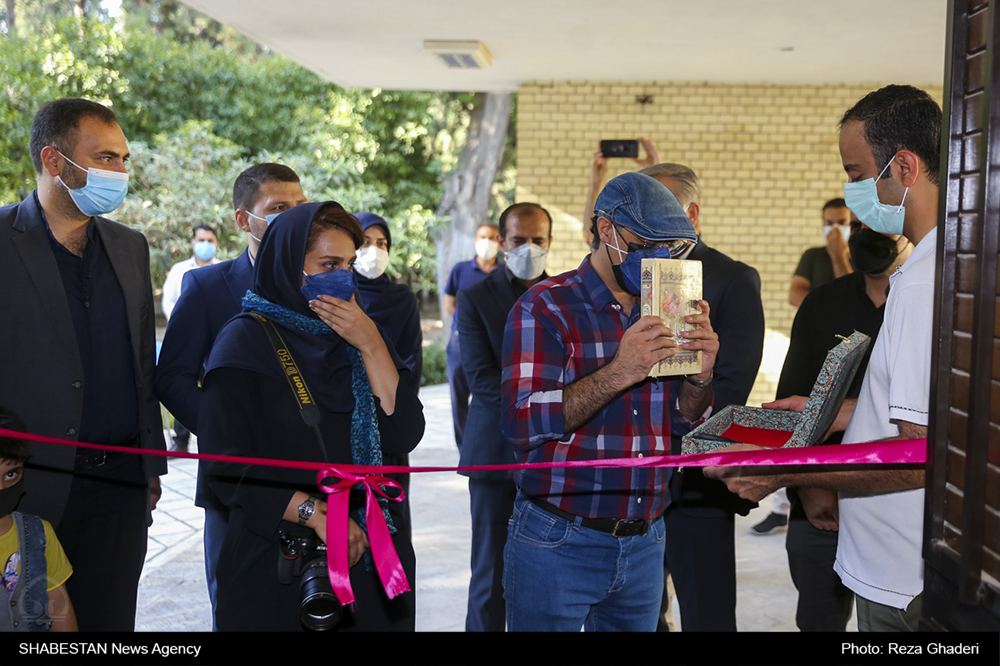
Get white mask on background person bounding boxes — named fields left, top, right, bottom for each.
left=823, top=225, right=851, bottom=242
left=354, top=246, right=390, bottom=279
left=504, top=243, right=548, bottom=281
left=475, top=238, right=500, bottom=261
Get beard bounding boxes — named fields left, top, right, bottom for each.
left=249, top=219, right=267, bottom=241
left=55, top=162, right=92, bottom=219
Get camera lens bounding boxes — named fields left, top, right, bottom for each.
left=300, top=558, right=342, bottom=631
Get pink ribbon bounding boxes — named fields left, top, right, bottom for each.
left=0, top=428, right=927, bottom=608
left=0, top=428, right=928, bottom=472
left=314, top=468, right=409, bottom=608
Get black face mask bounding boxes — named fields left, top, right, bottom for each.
left=608, top=255, right=631, bottom=294
left=849, top=229, right=901, bottom=276
left=0, top=478, right=25, bottom=516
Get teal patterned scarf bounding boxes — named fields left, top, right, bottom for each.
left=243, top=291, right=396, bottom=541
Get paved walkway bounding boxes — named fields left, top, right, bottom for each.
left=136, top=383, right=855, bottom=632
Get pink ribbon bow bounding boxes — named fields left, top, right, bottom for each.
left=316, top=467, right=410, bottom=607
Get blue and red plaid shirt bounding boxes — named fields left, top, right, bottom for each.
left=501, top=256, right=707, bottom=520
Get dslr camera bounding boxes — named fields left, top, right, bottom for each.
left=277, top=530, right=343, bottom=631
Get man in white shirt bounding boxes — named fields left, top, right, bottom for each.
left=161, top=223, right=220, bottom=451
left=707, top=84, right=941, bottom=632
left=161, top=224, right=220, bottom=319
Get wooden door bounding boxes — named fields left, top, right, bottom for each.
left=924, top=0, right=1000, bottom=631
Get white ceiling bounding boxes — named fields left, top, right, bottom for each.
left=182, top=0, right=949, bottom=91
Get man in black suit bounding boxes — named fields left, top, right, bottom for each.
left=457, top=202, right=552, bottom=632
left=637, top=162, right=766, bottom=631
left=155, top=163, right=306, bottom=624
left=0, top=98, right=166, bottom=631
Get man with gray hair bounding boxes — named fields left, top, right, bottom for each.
left=642, top=162, right=764, bottom=632
left=582, top=153, right=765, bottom=631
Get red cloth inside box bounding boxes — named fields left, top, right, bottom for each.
left=721, top=424, right=794, bottom=449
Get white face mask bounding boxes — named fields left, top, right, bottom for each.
left=505, top=242, right=548, bottom=281
left=475, top=238, right=500, bottom=261
left=823, top=225, right=851, bottom=243
left=354, top=246, right=390, bottom=279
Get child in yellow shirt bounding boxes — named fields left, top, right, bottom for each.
left=0, top=407, right=76, bottom=632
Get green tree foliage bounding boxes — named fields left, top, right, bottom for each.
left=113, top=34, right=331, bottom=158
left=115, top=120, right=246, bottom=284
left=0, top=16, right=128, bottom=199
left=0, top=7, right=513, bottom=295
left=420, top=342, right=447, bottom=387
left=352, top=89, right=477, bottom=211
left=119, top=0, right=255, bottom=51
left=116, top=122, right=386, bottom=288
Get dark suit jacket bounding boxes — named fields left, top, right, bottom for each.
left=155, top=249, right=253, bottom=434
left=0, top=193, right=166, bottom=524
left=155, top=249, right=253, bottom=509
left=669, top=241, right=765, bottom=516
left=456, top=267, right=522, bottom=481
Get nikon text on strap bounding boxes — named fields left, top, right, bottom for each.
left=250, top=312, right=328, bottom=462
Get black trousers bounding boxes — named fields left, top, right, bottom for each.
left=786, top=493, right=854, bottom=632
left=55, top=454, right=148, bottom=632
left=446, top=335, right=470, bottom=449
left=172, top=419, right=190, bottom=445
left=466, top=478, right=516, bottom=632
left=661, top=503, right=737, bottom=631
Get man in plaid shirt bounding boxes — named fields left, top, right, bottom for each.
left=500, top=172, right=719, bottom=631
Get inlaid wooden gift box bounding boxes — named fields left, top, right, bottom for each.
left=681, top=330, right=872, bottom=454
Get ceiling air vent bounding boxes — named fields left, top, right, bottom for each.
left=424, top=41, right=492, bottom=69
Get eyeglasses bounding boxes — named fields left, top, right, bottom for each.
left=615, top=224, right=694, bottom=257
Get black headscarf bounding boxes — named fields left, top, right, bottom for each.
left=352, top=213, right=422, bottom=383
left=206, top=201, right=407, bottom=412
left=355, top=211, right=392, bottom=252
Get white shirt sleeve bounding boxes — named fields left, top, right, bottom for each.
left=884, top=279, right=934, bottom=427
left=161, top=261, right=187, bottom=320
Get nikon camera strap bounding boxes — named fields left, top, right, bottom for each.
left=250, top=313, right=329, bottom=463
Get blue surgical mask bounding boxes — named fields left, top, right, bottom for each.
left=843, top=156, right=908, bottom=236
left=55, top=149, right=129, bottom=216
left=248, top=210, right=284, bottom=226
left=606, top=225, right=674, bottom=295
left=247, top=210, right=284, bottom=243
left=301, top=268, right=358, bottom=302
left=193, top=240, right=217, bottom=262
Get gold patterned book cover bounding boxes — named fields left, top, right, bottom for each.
left=640, top=258, right=703, bottom=377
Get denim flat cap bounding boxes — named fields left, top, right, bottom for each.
left=594, top=172, right=697, bottom=242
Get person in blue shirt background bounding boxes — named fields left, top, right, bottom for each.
left=443, top=223, right=500, bottom=450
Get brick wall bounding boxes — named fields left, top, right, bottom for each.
left=515, top=80, right=943, bottom=406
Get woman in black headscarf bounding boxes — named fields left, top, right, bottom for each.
left=353, top=212, right=423, bottom=394
left=199, top=202, right=423, bottom=632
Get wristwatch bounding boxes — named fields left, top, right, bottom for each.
left=684, top=370, right=713, bottom=388
left=297, top=497, right=317, bottom=526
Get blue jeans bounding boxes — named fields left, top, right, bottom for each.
left=503, top=494, right=666, bottom=632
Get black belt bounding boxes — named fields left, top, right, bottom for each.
left=524, top=493, right=655, bottom=538
left=75, top=436, right=138, bottom=470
